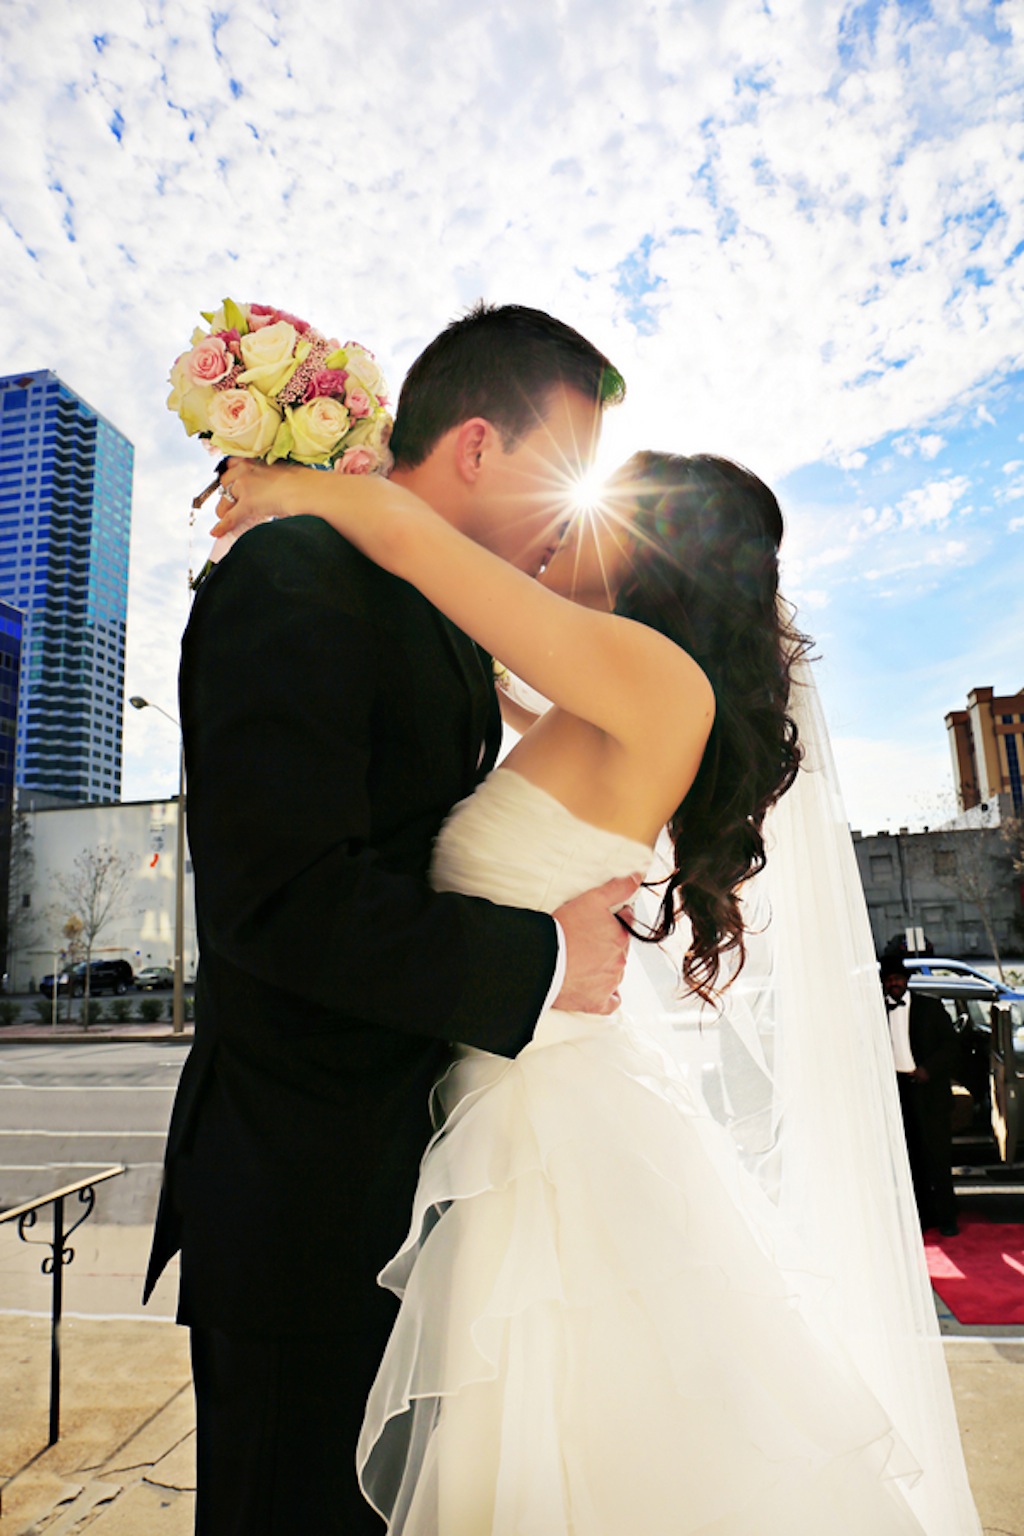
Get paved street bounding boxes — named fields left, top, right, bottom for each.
left=0, top=1041, right=187, bottom=1224
left=0, top=1040, right=188, bottom=1328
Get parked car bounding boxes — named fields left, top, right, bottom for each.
left=39, top=959, right=135, bottom=998
left=904, top=955, right=1024, bottom=1003
left=136, top=965, right=174, bottom=990
left=906, top=972, right=1022, bottom=1162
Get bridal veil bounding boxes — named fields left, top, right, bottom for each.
left=627, top=659, right=981, bottom=1535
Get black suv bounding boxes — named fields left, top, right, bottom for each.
left=40, top=959, right=135, bottom=998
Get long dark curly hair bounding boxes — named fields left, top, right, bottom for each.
left=614, top=451, right=811, bottom=1001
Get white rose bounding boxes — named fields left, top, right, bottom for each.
left=207, top=388, right=282, bottom=458
left=340, top=344, right=387, bottom=401
left=237, top=320, right=299, bottom=397
left=167, top=355, right=213, bottom=436
left=287, top=398, right=351, bottom=464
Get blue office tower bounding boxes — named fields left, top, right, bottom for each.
left=0, top=371, right=132, bottom=803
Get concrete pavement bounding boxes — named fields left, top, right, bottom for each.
left=1, top=1224, right=1022, bottom=1532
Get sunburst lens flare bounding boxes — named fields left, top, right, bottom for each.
left=570, top=468, right=608, bottom=517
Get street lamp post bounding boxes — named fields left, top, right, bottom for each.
left=129, top=696, right=186, bottom=1036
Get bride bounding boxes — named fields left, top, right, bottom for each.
left=214, top=450, right=980, bottom=1534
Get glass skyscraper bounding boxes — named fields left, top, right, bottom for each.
left=0, top=370, right=132, bottom=803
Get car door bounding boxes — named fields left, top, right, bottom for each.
left=990, top=1001, right=1021, bottom=1164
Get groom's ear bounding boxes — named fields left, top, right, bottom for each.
left=452, top=418, right=495, bottom=486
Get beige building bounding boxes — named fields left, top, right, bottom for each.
left=946, top=685, right=1024, bottom=818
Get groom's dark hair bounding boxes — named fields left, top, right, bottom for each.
left=389, top=302, right=625, bottom=469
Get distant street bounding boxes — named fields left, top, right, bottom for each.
left=0, top=1040, right=187, bottom=1224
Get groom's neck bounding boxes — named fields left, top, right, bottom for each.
left=390, top=462, right=474, bottom=539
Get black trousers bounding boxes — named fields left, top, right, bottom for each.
left=897, top=1074, right=957, bottom=1230
left=190, top=1325, right=388, bottom=1536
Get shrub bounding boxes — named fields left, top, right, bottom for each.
left=138, top=997, right=164, bottom=1023
left=32, top=998, right=52, bottom=1022
left=108, top=998, right=132, bottom=1023
left=185, top=995, right=195, bottom=1021
left=0, top=999, right=20, bottom=1027
left=84, top=999, right=104, bottom=1026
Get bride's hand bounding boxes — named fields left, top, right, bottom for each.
left=210, top=458, right=311, bottom=536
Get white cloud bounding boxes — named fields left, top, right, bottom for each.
left=1010, top=515, right=1024, bottom=532
left=896, top=475, right=971, bottom=529
left=894, top=432, right=945, bottom=459
left=863, top=537, right=971, bottom=583
left=0, top=0, right=1021, bottom=796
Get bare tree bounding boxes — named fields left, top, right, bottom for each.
left=54, top=845, right=133, bottom=1021
left=934, top=830, right=1014, bottom=978
left=58, top=913, right=85, bottom=1023
left=1002, top=814, right=1024, bottom=874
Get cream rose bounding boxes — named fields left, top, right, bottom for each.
left=286, top=397, right=351, bottom=464
left=207, top=388, right=283, bottom=458
left=167, top=355, right=213, bottom=436
left=237, top=320, right=300, bottom=397
left=339, top=344, right=387, bottom=401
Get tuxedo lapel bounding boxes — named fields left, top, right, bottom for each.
left=428, top=607, right=496, bottom=783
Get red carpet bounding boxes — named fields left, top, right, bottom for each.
left=925, top=1217, right=1024, bottom=1324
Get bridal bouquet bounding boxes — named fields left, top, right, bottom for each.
left=167, top=298, right=393, bottom=474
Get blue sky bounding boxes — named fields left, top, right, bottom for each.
left=0, top=0, right=1021, bottom=830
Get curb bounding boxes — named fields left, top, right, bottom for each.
left=0, top=1027, right=194, bottom=1045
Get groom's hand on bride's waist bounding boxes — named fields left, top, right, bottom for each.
left=551, top=874, right=643, bottom=1016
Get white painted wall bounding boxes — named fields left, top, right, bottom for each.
left=10, top=798, right=196, bottom=992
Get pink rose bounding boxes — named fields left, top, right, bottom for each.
left=276, top=308, right=311, bottom=334
left=249, top=302, right=310, bottom=334
left=184, top=336, right=231, bottom=385
left=335, top=446, right=379, bottom=475
left=305, top=368, right=349, bottom=400
left=344, top=385, right=372, bottom=418
left=216, top=328, right=244, bottom=361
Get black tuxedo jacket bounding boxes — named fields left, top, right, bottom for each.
left=145, top=517, right=557, bottom=1335
left=907, top=992, right=959, bottom=1089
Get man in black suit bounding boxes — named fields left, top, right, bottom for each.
left=881, top=955, right=960, bottom=1237
left=145, top=305, right=633, bottom=1534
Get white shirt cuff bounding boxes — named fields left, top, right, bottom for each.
left=539, top=919, right=567, bottom=1020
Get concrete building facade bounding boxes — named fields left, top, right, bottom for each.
left=852, top=824, right=1021, bottom=960
left=8, top=797, right=196, bottom=994
left=0, top=370, right=132, bottom=804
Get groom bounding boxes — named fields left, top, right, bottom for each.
left=145, top=303, right=634, bottom=1534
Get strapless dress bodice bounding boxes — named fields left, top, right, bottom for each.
left=430, top=767, right=652, bottom=912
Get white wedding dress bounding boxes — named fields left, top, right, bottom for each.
left=356, top=766, right=980, bottom=1535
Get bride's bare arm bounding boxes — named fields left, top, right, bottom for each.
left=215, top=461, right=714, bottom=759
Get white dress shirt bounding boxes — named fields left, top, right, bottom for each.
left=887, top=995, right=916, bottom=1073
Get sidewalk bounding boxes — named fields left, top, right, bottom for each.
left=0, top=1314, right=194, bottom=1534
left=0, top=1020, right=194, bottom=1046
left=1, top=1320, right=1022, bottom=1531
